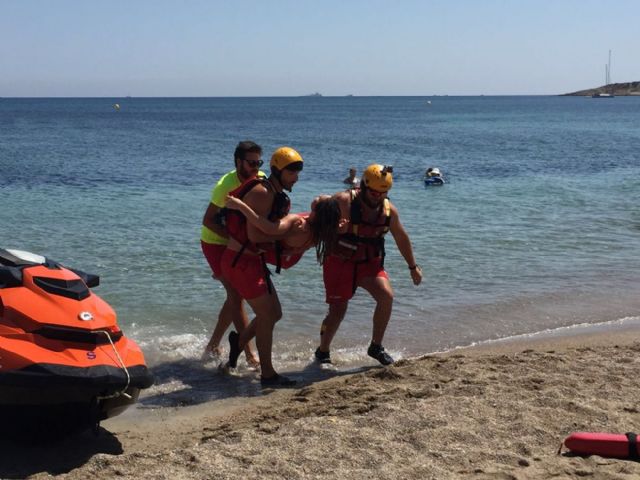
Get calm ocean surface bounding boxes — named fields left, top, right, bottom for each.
left=2, top=96, right=639, bottom=402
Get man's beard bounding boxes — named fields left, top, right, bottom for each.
left=238, top=167, right=256, bottom=181
left=362, top=194, right=381, bottom=209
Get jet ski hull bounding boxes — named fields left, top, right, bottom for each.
left=0, top=249, right=154, bottom=433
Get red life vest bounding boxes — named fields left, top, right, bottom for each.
left=217, top=177, right=291, bottom=272
left=334, top=188, right=391, bottom=262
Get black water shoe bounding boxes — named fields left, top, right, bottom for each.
left=228, top=331, right=241, bottom=369
left=367, top=343, right=394, bottom=366
left=314, top=347, right=332, bottom=364
left=260, top=374, right=297, bottom=388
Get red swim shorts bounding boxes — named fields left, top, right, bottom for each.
left=201, top=241, right=226, bottom=279
left=323, top=255, right=388, bottom=304
left=220, top=249, right=271, bottom=300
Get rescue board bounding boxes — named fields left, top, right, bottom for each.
left=564, top=432, right=640, bottom=459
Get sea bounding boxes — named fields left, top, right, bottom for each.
left=2, top=96, right=639, bottom=405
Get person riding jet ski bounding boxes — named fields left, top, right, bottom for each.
left=424, top=167, right=445, bottom=186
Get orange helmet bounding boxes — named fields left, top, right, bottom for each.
left=362, top=164, right=393, bottom=192
left=270, top=147, right=303, bottom=171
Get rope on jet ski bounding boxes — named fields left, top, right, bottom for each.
left=97, top=330, right=132, bottom=400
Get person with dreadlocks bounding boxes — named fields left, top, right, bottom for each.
left=223, top=194, right=345, bottom=266
left=314, top=164, right=423, bottom=366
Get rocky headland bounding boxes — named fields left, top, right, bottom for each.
left=562, top=81, right=640, bottom=96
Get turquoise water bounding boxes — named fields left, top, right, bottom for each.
left=2, top=96, right=639, bottom=399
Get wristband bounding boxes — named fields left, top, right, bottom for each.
left=408, top=264, right=418, bottom=270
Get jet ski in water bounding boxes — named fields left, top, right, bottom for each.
left=424, top=167, right=445, bottom=186
left=0, top=248, right=153, bottom=434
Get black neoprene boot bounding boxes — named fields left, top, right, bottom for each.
left=314, top=347, right=332, bottom=364
left=367, top=343, right=394, bottom=366
left=228, top=331, right=241, bottom=368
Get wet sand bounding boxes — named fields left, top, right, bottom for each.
left=3, top=326, right=640, bottom=479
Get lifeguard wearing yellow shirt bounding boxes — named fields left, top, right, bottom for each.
left=200, top=141, right=265, bottom=364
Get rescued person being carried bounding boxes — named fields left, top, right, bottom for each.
left=223, top=192, right=345, bottom=268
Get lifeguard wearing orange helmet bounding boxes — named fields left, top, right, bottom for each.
left=222, top=145, right=304, bottom=388
left=271, top=146, right=303, bottom=171
left=314, top=163, right=422, bottom=367
left=362, top=164, right=393, bottom=192
left=269, top=146, right=303, bottom=193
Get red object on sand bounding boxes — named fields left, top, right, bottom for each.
left=564, top=432, right=640, bottom=459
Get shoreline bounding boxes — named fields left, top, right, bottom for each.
left=3, top=320, right=640, bottom=479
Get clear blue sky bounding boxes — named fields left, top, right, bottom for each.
left=2, top=0, right=638, bottom=97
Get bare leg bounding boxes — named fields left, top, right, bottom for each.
left=234, top=290, right=282, bottom=378
left=204, top=277, right=258, bottom=366
left=358, top=275, right=394, bottom=345
left=203, top=298, right=232, bottom=356
left=358, top=275, right=395, bottom=365
left=317, top=301, right=348, bottom=353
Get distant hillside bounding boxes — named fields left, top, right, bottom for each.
left=562, top=81, right=640, bottom=96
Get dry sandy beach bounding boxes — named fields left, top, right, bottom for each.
left=2, top=325, right=640, bottom=480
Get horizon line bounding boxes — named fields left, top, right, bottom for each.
left=1, top=94, right=568, bottom=99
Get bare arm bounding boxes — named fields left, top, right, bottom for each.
left=241, top=185, right=291, bottom=243
left=333, top=191, right=352, bottom=234
left=389, top=203, right=422, bottom=286
left=225, top=195, right=301, bottom=236
left=202, top=202, right=227, bottom=239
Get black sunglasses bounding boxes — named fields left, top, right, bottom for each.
left=284, top=162, right=303, bottom=172
left=243, top=158, right=264, bottom=168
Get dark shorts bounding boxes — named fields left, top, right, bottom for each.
left=323, top=255, right=388, bottom=304
left=201, top=241, right=226, bottom=279
left=220, top=249, right=271, bottom=300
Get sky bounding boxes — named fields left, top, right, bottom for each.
left=1, top=0, right=638, bottom=97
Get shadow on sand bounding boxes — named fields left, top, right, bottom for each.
left=0, top=360, right=377, bottom=478
left=139, top=357, right=377, bottom=407
left=0, top=427, right=122, bottom=478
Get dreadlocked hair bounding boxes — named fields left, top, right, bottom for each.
left=310, top=198, right=341, bottom=265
